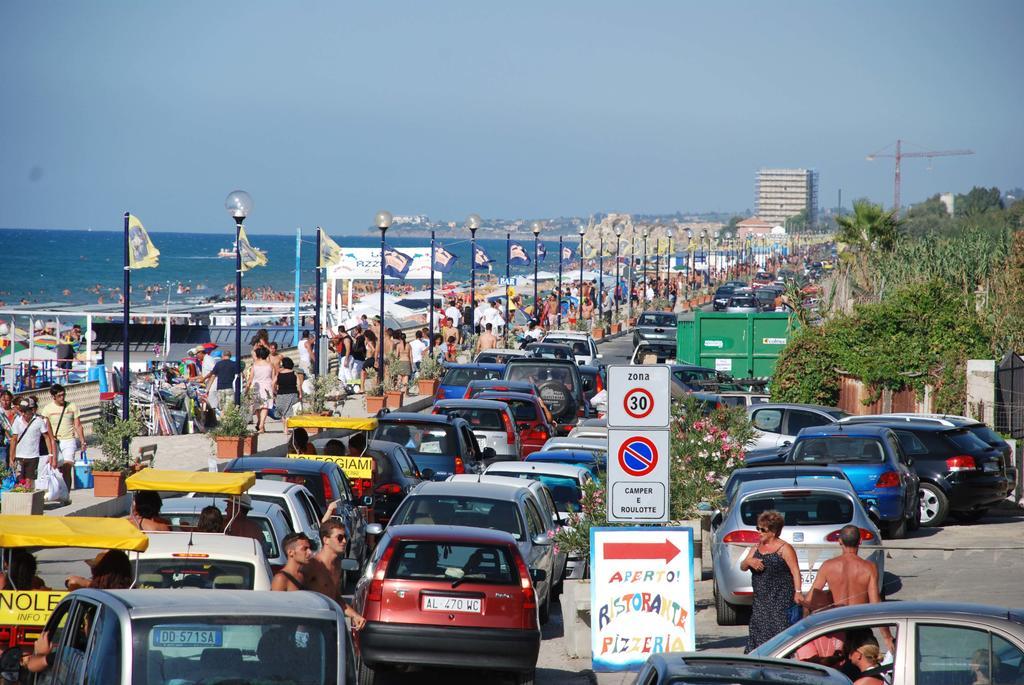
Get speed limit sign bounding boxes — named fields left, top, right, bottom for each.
left=607, top=365, right=670, bottom=428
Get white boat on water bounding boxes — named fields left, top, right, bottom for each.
left=217, top=243, right=266, bottom=259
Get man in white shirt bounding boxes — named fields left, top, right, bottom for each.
left=8, top=397, right=57, bottom=491
left=473, top=299, right=490, bottom=334
left=409, top=329, right=428, bottom=374
left=444, top=300, right=462, bottom=330
left=483, top=301, right=506, bottom=336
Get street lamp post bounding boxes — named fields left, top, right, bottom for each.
left=467, top=214, right=481, bottom=334
left=557, top=236, right=564, bottom=328
left=614, top=223, right=622, bottom=320
left=224, top=190, right=253, bottom=406
left=531, top=221, right=542, bottom=322
left=685, top=228, right=693, bottom=292
left=375, top=210, right=392, bottom=386
left=578, top=224, right=585, bottom=323
left=700, top=229, right=708, bottom=286
left=598, top=230, right=604, bottom=327
left=653, top=229, right=660, bottom=295
left=641, top=226, right=649, bottom=295
left=666, top=227, right=674, bottom=296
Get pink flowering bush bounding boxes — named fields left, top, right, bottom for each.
left=669, top=396, right=753, bottom=519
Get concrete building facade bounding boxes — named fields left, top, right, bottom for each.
left=755, top=168, right=819, bottom=227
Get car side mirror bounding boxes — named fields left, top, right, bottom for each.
left=581, top=378, right=594, bottom=392
left=365, top=523, right=384, bottom=536
left=532, top=533, right=553, bottom=546
left=421, top=468, right=435, bottom=481
left=481, top=447, right=497, bottom=461
left=711, top=512, right=723, bottom=528
left=341, top=558, right=360, bottom=572
left=529, top=568, right=548, bottom=583
left=361, top=495, right=374, bottom=507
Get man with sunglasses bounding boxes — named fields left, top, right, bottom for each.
left=306, top=519, right=366, bottom=629
left=41, top=384, right=86, bottom=492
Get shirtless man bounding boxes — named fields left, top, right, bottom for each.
left=804, top=524, right=881, bottom=608
left=475, top=323, right=498, bottom=353
left=271, top=533, right=314, bottom=591
left=224, top=496, right=265, bottom=543
left=305, top=520, right=367, bottom=628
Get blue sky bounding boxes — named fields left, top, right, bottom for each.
left=1, top=1, right=1021, bottom=233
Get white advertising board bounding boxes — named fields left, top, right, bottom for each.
left=324, top=247, right=441, bottom=280
left=606, top=365, right=671, bottom=429
left=590, top=527, right=696, bottom=672
left=606, top=429, right=670, bottom=523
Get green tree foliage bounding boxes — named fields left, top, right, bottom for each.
left=835, top=200, right=902, bottom=251
left=956, top=186, right=1003, bottom=218
left=772, top=329, right=841, bottom=406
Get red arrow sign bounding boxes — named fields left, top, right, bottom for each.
left=603, top=539, right=681, bottom=564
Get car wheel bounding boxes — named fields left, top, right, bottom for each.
left=884, top=515, right=907, bottom=539
left=714, top=581, right=743, bottom=626
left=918, top=482, right=949, bottom=527
left=515, top=669, right=537, bottom=685
left=358, top=658, right=377, bottom=685
left=951, top=508, right=989, bottom=523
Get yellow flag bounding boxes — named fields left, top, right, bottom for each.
left=238, top=225, right=268, bottom=271
left=319, top=228, right=344, bottom=268
left=127, top=215, right=160, bottom=269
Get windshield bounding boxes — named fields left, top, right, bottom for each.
left=529, top=344, right=572, bottom=359
left=546, top=339, right=590, bottom=355
left=740, top=492, right=854, bottom=527
left=386, top=541, right=516, bottom=585
left=441, top=367, right=502, bottom=386
left=729, top=297, right=756, bottom=306
left=135, top=559, right=256, bottom=590
left=634, top=344, right=676, bottom=364
left=435, top=407, right=505, bottom=431
left=791, top=437, right=885, bottom=463
left=394, top=496, right=525, bottom=540
left=132, top=617, right=337, bottom=684
left=714, top=287, right=735, bottom=298
left=374, top=422, right=459, bottom=457
left=488, top=472, right=582, bottom=513
left=638, top=313, right=676, bottom=327
left=505, top=363, right=580, bottom=394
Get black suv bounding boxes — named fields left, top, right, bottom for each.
left=713, top=285, right=736, bottom=311
left=503, top=357, right=589, bottom=435
left=839, top=417, right=1013, bottom=527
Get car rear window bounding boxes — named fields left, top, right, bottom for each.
left=715, top=287, right=735, bottom=297
left=968, top=425, right=1004, bottom=445
left=254, top=473, right=325, bottom=508
left=942, top=429, right=992, bottom=453
left=375, top=422, right=458, bottom=456
left=491, top=398, right=538, bottom=421
left=638, top=313, right=676, bottom=327
left=394, top=496, right=524, bottom=540
left=729, top=296, right=756, bottom=306
left=488, top=472, right=582, bottom=513
left=791, top=437, right=885, bottom=463
left=529, top=344, right=572, bottom=358
left=506, top=363, right=579, bottom=394
left=164, top=511, right=282, bottom=560
left=385, top=541, right=517, bottom=585
left=442, top=368, right=502, bottom=386
left=436, top=407, right=505, bottom=431
left=740, top=493, right=854, bottom=527
left=136, top=559, right=256, bottom=590
left=547, top=339, right=590, bottom=355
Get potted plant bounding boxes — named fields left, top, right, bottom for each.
left=92, top=410, right=145, bottom=497
left=1, top=479, right=45, bottom=515
left=207, top=400, right=258, bottom=459
left=416, top=354, right=444, bottom=396
left=382, top=351, right=405, bottom=409
left=364, top=378, right=386, bottom=414
left=591, top=324, right=604, bottom=340
left=298, top=374, right=341, bottom=432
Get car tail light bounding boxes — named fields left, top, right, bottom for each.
left=501, top=412, right=516, bottom=445
left=825, top=528, right=875, bottom=542
left=946, top=455, right=977, bottom=472
left=523, top=426, right=549, bottom=443
left=722, top=530, right=760, bottom=543
left=513, top=552, right=537, bottom=629
left=463, top=388, right=473, bottom=399
left=375, top=482, right=402, bottom=495
left=260, top=468, right=289, bottom=475
left=368, top=544, right=396, bottom=602
left=875, top=471, right=900, bottom=488
left=322, top=473, right=335, bottom=501
left=436, top=387, right=445, bottom=400
left=454, top=456, right=465, bottom=474
left=356, top=478, right=373, bottom=498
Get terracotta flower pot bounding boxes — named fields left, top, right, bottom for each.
left=610, top=323, right=621, bottom=334
left=591, top=327, right=604, bottom=340
left=417, top=378, right=439, bottom=396
left=92, top=471, right=127, bottom=498
left=385, top=391, right=406, bottom=410
left=214, top=436, right=247, bottom=459
left=1, top=489, right=44, bottom=515
left=365, top=395, right=386, bottom=414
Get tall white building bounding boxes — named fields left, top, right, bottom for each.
left=755, top=168, right=819, bottom=227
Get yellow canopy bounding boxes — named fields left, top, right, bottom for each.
left=286, top=416, right=378, bottom=431
left=125, top=469, right=255, bottom=495
left=0, top=516, right=149, bottom=551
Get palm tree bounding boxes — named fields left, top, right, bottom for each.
left=835, top=200, right=902, bottom=251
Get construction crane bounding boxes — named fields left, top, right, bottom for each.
left=866, top=139, right=974, bottom=212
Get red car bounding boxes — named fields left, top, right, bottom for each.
left=476, top=391, right=556, bottom=458
left=353, top=524, right=542, bottom=685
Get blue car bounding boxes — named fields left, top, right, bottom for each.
left=785, top=424, right=920, bottom=538
left=435, top=363, right=505, bottom=399
left=525, top=450, right=602, bottom=479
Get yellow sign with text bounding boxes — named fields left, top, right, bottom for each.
left=0, top=591, right=67, bottom=625
left=286, top=453, right=373, bottom=480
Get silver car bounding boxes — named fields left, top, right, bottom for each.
left=752, top=602, right=1024, bottom=685
left=432, top=398, right=521, bottom=461
left=711, top=476, right=883, bottom=626
left=748, top=403, right=849, bottom=451
left=567, top=417, right=607, bottom=440
left=632, top=311, right=678, bottom=347
left=540, top=436, right=608, bottom=467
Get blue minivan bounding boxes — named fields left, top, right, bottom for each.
left=435, top=363, right=505, bottom=399
left=783, top=424, right=921, bottom=538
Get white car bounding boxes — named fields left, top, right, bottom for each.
left=241, top=479, right=324, bottom=549
left=135, top=531, right=274, bottom=590
left=630, top=341, right=677, bottom=365
left=541, top=436, right=608, bottom=463
left=541, top=331, right=602, bottom=366
left=568, top=418, right=607, bottom=440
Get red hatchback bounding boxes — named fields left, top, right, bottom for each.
left=476, top=391, right=556, bottom=458
left=353, top=524, right=542, bottom=685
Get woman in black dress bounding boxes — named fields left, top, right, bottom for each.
left=741, top=509, right=803, bottom=653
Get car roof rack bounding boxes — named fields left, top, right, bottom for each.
left=838, top=414, right=957, bottom=427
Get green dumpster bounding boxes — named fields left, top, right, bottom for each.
left=676, top=311, right=796, bottom=379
